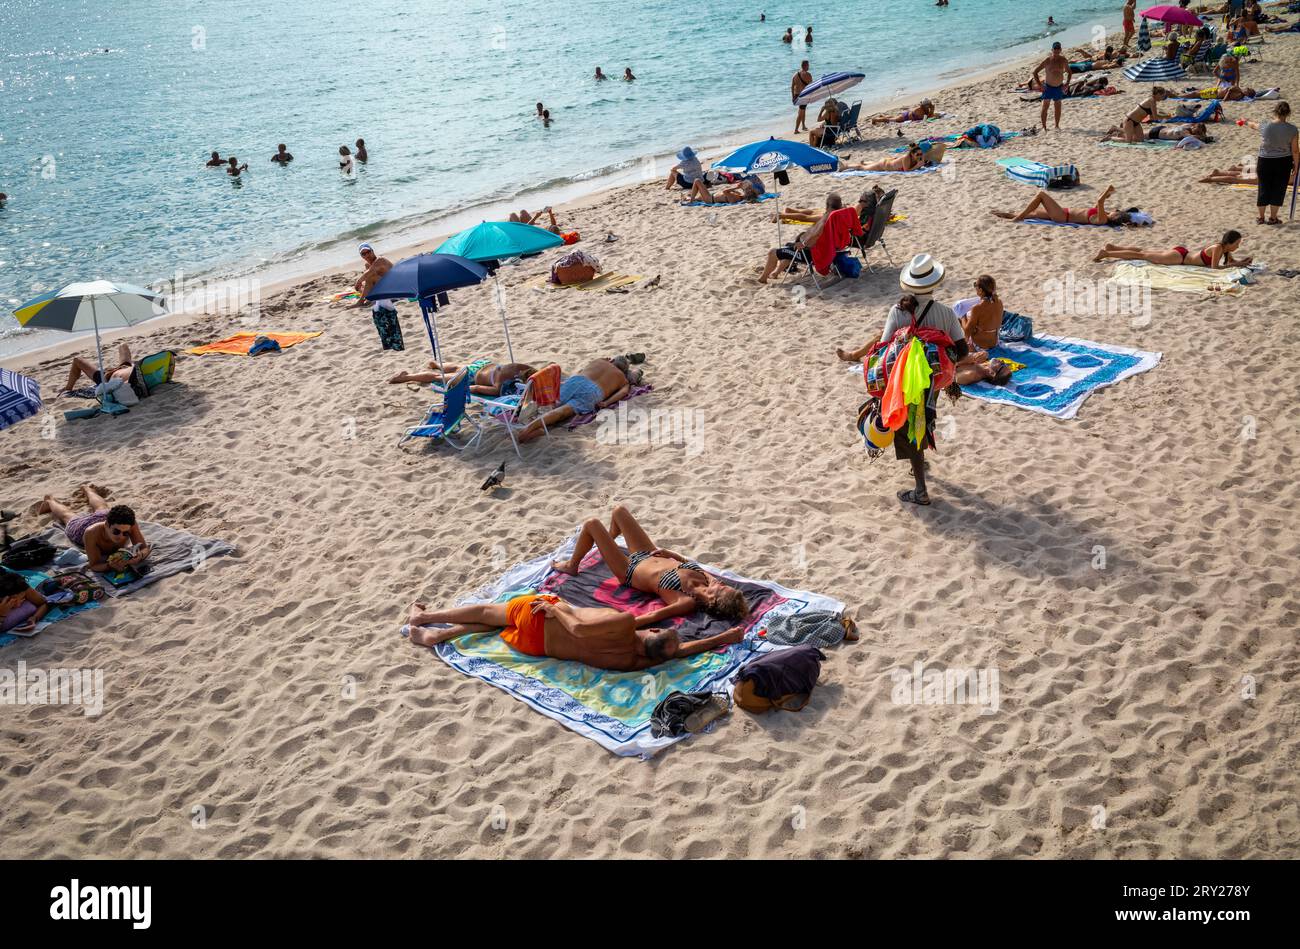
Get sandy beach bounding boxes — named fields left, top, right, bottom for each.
left=2, top=22, right=1299, bottom=859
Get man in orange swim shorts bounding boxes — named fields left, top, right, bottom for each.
left=404, top=593, right=744, bottom=672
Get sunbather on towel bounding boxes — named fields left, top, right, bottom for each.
left=840, top=144, right=926, bottom=173
left=1, top=571, right=49, bottom=635
left=517, top=357, right=640, bottom=441
left=387, top=359, right=536, bottom=396
left=1093, top=228, right=1251, bottom=266
left=990, top=184, right=1142, bottom=225
left=1104, top=88, right=1172, bottom=143
left=509, top=206, right=562, bottom=234
left=681, top=178, right=763, bottom=204
left=405, top=594, right=744, bottom=671
left=551, top=504, right=749, bottom=626
left=870, top=99, right=936, bottom=124
left=1105, top=122, right=1211, bottom=143
left=59, top=342, right=144, bottom=403
left=1199, top=163, right=1259, bottom=185
left=37, top=485, right=152, bottom=573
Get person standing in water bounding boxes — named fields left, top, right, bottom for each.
left=595, top=66, right=607, bottom=80
left=205, top=150, right=224, bottom=167
left=792, top=60, right=813, bottom=133
left=782, top=27, right=793, bottom=43
left=624, top=67, right=636, bottom=81
left=805, top=26, right=813, bottom=43
left=270, top=144, right=293, bottom=165
left=354, top=138, right=368, bottom=162
left=226, top=155, right=248, bottom=176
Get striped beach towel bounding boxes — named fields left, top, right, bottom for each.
left=997, top=157, right=1078, bottom=189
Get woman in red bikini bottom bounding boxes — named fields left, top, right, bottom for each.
left=1093, top=229, right=1251, bottom=267
left=991, top=184, right=1137, bottom=226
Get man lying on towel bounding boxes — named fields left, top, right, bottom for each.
left=405, top=594, right=744, bottom=671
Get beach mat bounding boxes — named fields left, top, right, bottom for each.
left=1109, top=260, right=1254, bottom=294
left=187, top=331, right=322, bottom=355
left=959, top=334, right=1161, bottom=419
left=847, top=333, right=1161, bottom=419
left=1098, top=139, right=1175, bottom=149
left=830, top=162, right=947, bottom=177
left=681, top=193, right=776, bottom=207
left=33, top=521, right=235, bottom=598
left=0, top=565, right=102, bottom=648
left=528, top=272, right=642, bottom=292
left=411, top=531, right=843, bottom=757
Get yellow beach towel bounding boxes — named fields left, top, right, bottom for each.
left=1109, top=262, right=1250, bottom=295
left=188, top=331, right=323, bottom=356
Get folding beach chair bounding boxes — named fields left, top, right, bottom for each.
left=854, top=189, right=898, bottom=273
left=398, top=368, right=481, bottom=449
left=477, top=363, right=561, bottom=458
left=835, top=102, right=863, bottom=145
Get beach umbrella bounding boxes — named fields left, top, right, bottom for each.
left=434, top=221, right=564, bottom=363
left=0, top=368, right=42, bottom=431
left=1137, top=18, right=1152, bottom=52
left=13, top=281, right=166, bottom=410
left=366, top=253, right=488, bottom=364
left=713, top=137, right=839, bottom=245
left=1122, top=56, right=1186, bottom=85
left=1139, top=5, right=1202, bottom=27
left=795, top=71, right=865, bottom=106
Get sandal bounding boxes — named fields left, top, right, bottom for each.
left=898, top=488, right=931, bottom=506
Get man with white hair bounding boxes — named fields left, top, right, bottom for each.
left=354, top=243, right=402, bottom=350
left=878, top=254, right=968, bottom=507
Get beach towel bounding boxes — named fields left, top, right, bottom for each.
left=528, top=272, right=642, bottom=292
left=958, top=334, right=1161, bottom=419
left=411, top=532, right=843, bottom=757
left=1109, top=260, right=1254, bottom=294
left=0, top=566, right=102, bottom=648
left=527, top=363, right=562, bottom=407
left=187, top=331, right=322, bottom=356
left=830, top=162, right=947, bottom=178
left=891, top=130, right=1022, bottom=152
left=1021, top=217, right=1139, bottom=229
left=32, top=521, right=235, bottom=598
left=847, top=333, right=1161, bottom=419
left=681, top=193, right=777, bottom=207
left=1098, top=139, right=1176, bottom=149
left=997, top=157, right=1078, bottom=189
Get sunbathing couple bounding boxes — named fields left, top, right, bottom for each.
left=406, top=506, right=747, bottom=670
left=1094, top=229, right=1251, bottom=268
left=991, top=184, right=1148, bottom=227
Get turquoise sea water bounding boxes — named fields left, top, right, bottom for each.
left=0, top=0, right=1120, bottom=356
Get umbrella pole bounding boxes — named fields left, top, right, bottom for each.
left=421, top=300, right=441, bottom=367
left=91, top=296, right=108, bottom=412
left=493, top=272, right=516, bottom=364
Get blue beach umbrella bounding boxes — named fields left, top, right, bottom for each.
left=795, top=71, right=865, bottom=107
left=1137, top=18, right=1152, bottom=53
left=1121, top=56, right=1186, bottom=84
left=0, top=368, right=42, bottom=431
left=367, top=253, right=488, bottom=364
left=713, top=137, right=839, bottom=245
left=434, top=221, right=564, bottom=363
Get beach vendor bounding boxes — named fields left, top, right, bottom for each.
left=37, top=486, right=152, bottom=574
left=405, top=595, right=744, bottom=671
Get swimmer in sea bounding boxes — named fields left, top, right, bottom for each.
left=624, top=67, right=636, bottom=81
left=595, top=66, right=607, bottom=80
left=226, top=155, right=248, bottom=176
left=355, top=138, right=368, bottom=162
left=270, top=144, right=293, bottom=165
left=339, top=145, right=354, bottom=172
left=206, top=150, right=224, bottom=167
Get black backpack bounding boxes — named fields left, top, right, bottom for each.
left=1, top=532, right=58, bottom=570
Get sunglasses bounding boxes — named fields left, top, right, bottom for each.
left=109, top=526, right=132, bottom=538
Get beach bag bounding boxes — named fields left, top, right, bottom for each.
left=734, top=645, right=826, bottom=713
left=1047, top=166, right=1080, bottom=189
left=833, top=251, right=861, bottom=279
left=999, top=310, right=1034, bottom=343
left=1, top=536, right=57, bottom=570
left=137, top=350, right=176, bottom=392
left=36, top=568, right=105, bottom=606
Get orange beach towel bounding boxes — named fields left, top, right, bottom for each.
left=187, top=331, right=323, bottom=356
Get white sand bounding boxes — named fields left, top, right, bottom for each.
left=2, top=28, right=1299, bottom=858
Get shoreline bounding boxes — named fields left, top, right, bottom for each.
left=0, top=15, right=1118, bottom=371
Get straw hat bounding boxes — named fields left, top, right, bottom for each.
left=899, top=253, right=945, bottom=292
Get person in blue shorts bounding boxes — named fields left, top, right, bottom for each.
left=518, top=357, right=642, bottom=441
left=1032, top=42, right=1070, bottom=131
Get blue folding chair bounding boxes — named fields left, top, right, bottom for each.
left=398, top=369, right=481, bottom=449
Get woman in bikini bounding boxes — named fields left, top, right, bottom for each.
left=870, top=100, right=935, bottom=124
left=551, top=505, right=749, bottom=626
left=991, top=184, right=1137, bottom=225
left=1093, top=228, right=1251, bottom=267
left=388, top=359, right=535, bottom=396
left=1108, top=88, right=1170, bottom=143
left=841, top=144, right=925, bottom=173
left=681, top=178, right=762, bottom=205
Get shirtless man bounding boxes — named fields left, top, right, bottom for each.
left=59, top=342, right=142, bottom=403
left=355, top=138, right=368, bottom=162
left=205, top=150, right=224, bottom=167
left=518, top=357, right=638, bottom=441
left=38, top=486, right=152, bottom=574
left=404, top=594, right=744, bottom=671
left=270, top=144, right=293, bottom=165
left=226, top=155, right=248, bottom=176
left=792, top=60, right=813, bottom=133
left=354, top=243, right=398, bottom=329
left=1032, top=42, right=1070, bottom=130
left=388, top=359, right=536, bottom=396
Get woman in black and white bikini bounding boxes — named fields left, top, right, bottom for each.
left=551, top=505, right=749, bottom=626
